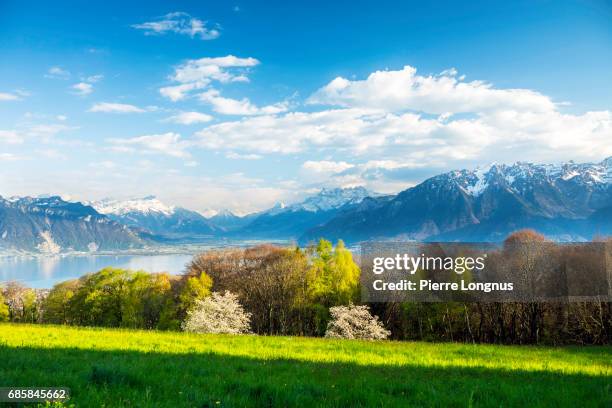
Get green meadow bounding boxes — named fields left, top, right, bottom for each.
left=0, top=323, right=610, bottom=407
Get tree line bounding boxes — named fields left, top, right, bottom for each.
left=1, top=231, right=610, bottom=344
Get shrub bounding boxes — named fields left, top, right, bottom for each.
left=325, top=304, right=390, bottom=340
left=182, top=291, right=251, bottom=334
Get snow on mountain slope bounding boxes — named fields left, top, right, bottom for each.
left=302, top=157, right=612, bottom=244
left=447, top=158, right=611, bottom=198
left=89, top=196, right=217, bottom=236
left=0, top=195, right=145, bottom=253
left=93, top=196, right=175, bottom=216
left=234, top=187, right=376, bottom=238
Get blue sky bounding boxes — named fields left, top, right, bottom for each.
left=0, top=0, right=611, bottom=214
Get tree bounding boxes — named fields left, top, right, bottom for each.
left=306, top=239, right=360, bottom=307
left=238, top=247, right=309, bottom=334
left=0, top=290, right=9, bottom=322
left=42, top=279, right=80, bottom=324
left=182, top=291, right=251, bottom=334
left=1, top=281, right=40, bottom=322
left=68, top=268, right=130, bottom=327
left=325, top=304, right=390, bottom=340
left=178, top=272, right=213, bottom=315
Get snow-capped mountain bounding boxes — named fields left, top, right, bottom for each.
left=302, top=157, right=612, bottom=243
left=0, top=196, right=145, bottom=253
left=90, top=196, right=218, bottom=236
left=92, top=195, right=175, bottom=216
left=289, top=187, right=373, bottom=212
left=207, top=209, right=258, bottom=232
left=234, top=187, right=375, bottom=238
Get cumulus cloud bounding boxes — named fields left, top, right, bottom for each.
left=160, top=55, right=259, bottom=101
left=108, top=132, right=191, bottom=158
left=198, top=89, right=289, bottom=115
left=0, top=130, right=23, bottom=144
left=308, top=65, right=556, bottom=114
left=72, top=82, right=93, bottom=96
left=165, top=111, right=213, bottom=125
left=194, top=103, right=612, bottom=169
left=0, top=89, right=27, bottom=101
left=302, top=160, right=355, bottom=174
left=195, top=108, right=437, bottom=154
left=189, top=64, right=611, bottom=188
left=70, top=74, right=102, bottom=96
left=88, top=102, right=146, bottom=113
left=90, top=160, right=118, bottom=169
left=160, top=83, right=206, bottom=102
left=0, top=92, right=21, bottom=101
left=225, top=152, right=262, bottom=160
left=132, top=12, right=220, bottom=40
left=45, top=66, right=70, bottom=79
left=0, top=153, right=21, bottom=161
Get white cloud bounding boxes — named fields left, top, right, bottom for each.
left=0, top=124, right=75, bottom=147
left=45, top=66, right=70, bottom=79
left=132, top=12, right=220, bottom=40
left=70, top=75, right=103, bottom=96
left=72, top=82, right=93, bottom=96
left=198, top=89, right=289, bottom=116
left=38, top=149, right=68, bottom=160
left=195, top=108, right=435, bottom=154
left=165, top=111, right=213, bottom=125
left=85, top=74, right=103, bottom=83
left=0, top=92, right=21, bottom=101
left=0, top=130, right=23, bottom=144
left=108, top=132, right=191, bottom=158
left=302, top=160, right=355, bottom=174
left=160, top=55, right=259, bottom=101
left=194, top=103, right=612, bottom=167
left=225, top=152, right=262, bottom=160
left=90, top=160, right=117, bottom=169
left=160, top=82, right=206, bottom=101
left=89, top=102, right=146, bottom=113
left=0, top=153, right=21, bottom=161
left=172, top=56, right=259, bottom=83
left=308, top=65, right=556, bottom=114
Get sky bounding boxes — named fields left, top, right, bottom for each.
left=0, top=0, right=611, bottom=214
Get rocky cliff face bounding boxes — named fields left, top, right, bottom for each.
left=0, top=196, right=146, bottom=253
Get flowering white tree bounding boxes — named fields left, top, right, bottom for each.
left=325, top=304, right=390, bottom=340
left=182, top=291, right=251, bottom=334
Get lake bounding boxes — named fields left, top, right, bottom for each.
left=0, top=253, right=196, bottom=288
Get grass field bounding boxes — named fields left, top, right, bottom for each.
left=0, top=324, right=610, bottom=407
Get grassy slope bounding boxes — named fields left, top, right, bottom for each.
left=0, top=324, right=610, bottom=407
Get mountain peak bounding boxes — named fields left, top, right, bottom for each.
left=91, top=196, right=175, bottom=216
left=293, top=186, right=373, bottom=212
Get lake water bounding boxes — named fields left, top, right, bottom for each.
left=0, top=254, right=196, bottom=288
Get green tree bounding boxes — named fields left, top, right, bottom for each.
left=0, top=290, right=9, bottom=322
left=69, top=268, right=129, bottom=327
left=42, top=279, right=80, bottom=324
left=179, top=272, right=213, bottom=314
left=306, top=239, right=360, bottom=307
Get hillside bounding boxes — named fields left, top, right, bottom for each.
left=235, top=187, right=374, bottom=239
left=90, top=196, right=219, bottom=237
left=0, top=324, right=610, bottom=407
left=302, top=158, right=612, bottom=243
left=0, top=196, right=145, bottom=253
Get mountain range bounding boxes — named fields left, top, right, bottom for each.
left=90, top=196, right=219, bottom=237
left=301, top=157, right=612, bottom=243
left=1, top=158, right=610, bottom=253
left=234, top=187, right=374, bottom=239
left=0, top=196, right=145, bottom=253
